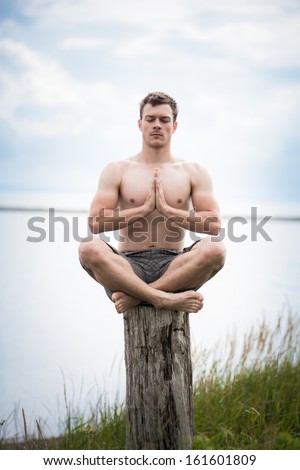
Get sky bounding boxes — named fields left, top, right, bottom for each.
left=0, top=0, right=299, bottom=214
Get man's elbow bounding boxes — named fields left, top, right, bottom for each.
left=88, top=215, right=101, bottom=234
left=209, top=223, right=221, bottom=236
left=206, top=216, right=221, bottom=236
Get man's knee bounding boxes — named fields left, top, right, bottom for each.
left=78, top=239, right=106, bottom=269
left=197, top=239, right=226, bottom=267
left=207, top=240, right=226, bottom=267
left=212, top=243, right=226, bottom=282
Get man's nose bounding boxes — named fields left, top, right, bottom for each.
left=153, top=119, right=161, bottom=128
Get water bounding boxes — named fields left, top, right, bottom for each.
left=0, top=209, right=299, bottom=439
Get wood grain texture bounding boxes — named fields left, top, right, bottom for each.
left=123, top=306, right=194, bottom=450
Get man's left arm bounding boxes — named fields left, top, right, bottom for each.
left=155, top=165, right=221, bottom=236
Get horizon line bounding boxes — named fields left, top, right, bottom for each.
left=0, top=205, right=299, bottom=222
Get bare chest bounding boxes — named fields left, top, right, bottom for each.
left=119, top=166, right=191, bottom=209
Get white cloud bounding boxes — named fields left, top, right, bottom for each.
left=61, top=37, right=108, bottom=49
left=172, top=2, right=300, bottom=69
left=19, top=1, right=300, bottom=67
left=26, top=0, right=187, bottom=26
left=114, top=30, right=167, bottom=58
left=0, top=39, right=118, bottom=136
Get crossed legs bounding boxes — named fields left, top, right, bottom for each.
left=79, top=237, right=226, bottom=314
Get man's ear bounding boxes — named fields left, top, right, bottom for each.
left=138, top=119, right=142, bottom=131
left=172, top=121, right=178, bottom=133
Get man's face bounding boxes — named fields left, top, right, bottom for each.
left=138, top=104, right=177, bottom=148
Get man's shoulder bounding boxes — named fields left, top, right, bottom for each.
left=177, top=160, right=209, bottom=174
left=101, top=159, right=133, bottom=175
left=178, top=161, right=213, bottom=189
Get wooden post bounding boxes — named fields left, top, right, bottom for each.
left=123, top=306, right=194, bottom=450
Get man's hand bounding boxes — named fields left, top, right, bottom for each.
left=143, top=171, right=156, bottom=214
left=155, top=168, right=169, bottom=216
left=143, top=168, right=171, bottom=217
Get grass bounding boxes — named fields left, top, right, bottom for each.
left=1, top=307, right=299, bottom=450
left=192, top=310, right=300, bottom=449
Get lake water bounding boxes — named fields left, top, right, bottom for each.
left=0, top=208, right=299, bottom=439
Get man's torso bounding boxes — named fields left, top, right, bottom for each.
left=118, top=159, right=192, bottom=251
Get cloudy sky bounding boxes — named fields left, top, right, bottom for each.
left=0, top=0, right=299, bottom=213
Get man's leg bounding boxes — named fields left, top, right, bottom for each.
left=112, top=238, right=225, bottom=312
left=153, top=237, right=226, bottom=292
left=79, top=237, right=203, bottom=313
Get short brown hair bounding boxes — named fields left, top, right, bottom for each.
left=139, top=92, right=178, bottom=122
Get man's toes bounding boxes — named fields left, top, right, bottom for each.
left=112, top=292, right=122, bottom=302
left=115, top=302, right=123, bottom=314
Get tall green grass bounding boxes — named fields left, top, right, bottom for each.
left=192, top=309, right=300, bottom=449
left=1, top=308, right=299, bottom=450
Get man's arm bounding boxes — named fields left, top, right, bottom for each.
left=89, top=162, right=155, bottom=234
left=155, top=164, right=221, bottom=236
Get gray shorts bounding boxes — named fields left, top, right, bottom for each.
left=81, top=240, right=201, bottom=301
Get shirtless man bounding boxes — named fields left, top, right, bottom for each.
left=79, top=92, right=226, bottom=314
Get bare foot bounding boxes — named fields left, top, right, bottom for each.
left=112, top=291, right=141, bottom=314
left=154, top=291, right=204, bottom=313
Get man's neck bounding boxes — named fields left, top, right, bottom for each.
left=138, top=144, right=173, bottom=164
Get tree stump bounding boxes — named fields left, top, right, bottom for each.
left=123, top=306, right=194, bottom=450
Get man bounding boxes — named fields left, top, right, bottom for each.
left=79, top=92, right=226, bottom=314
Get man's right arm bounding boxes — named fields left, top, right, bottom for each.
left=88, top=162, right=155, bottom=234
